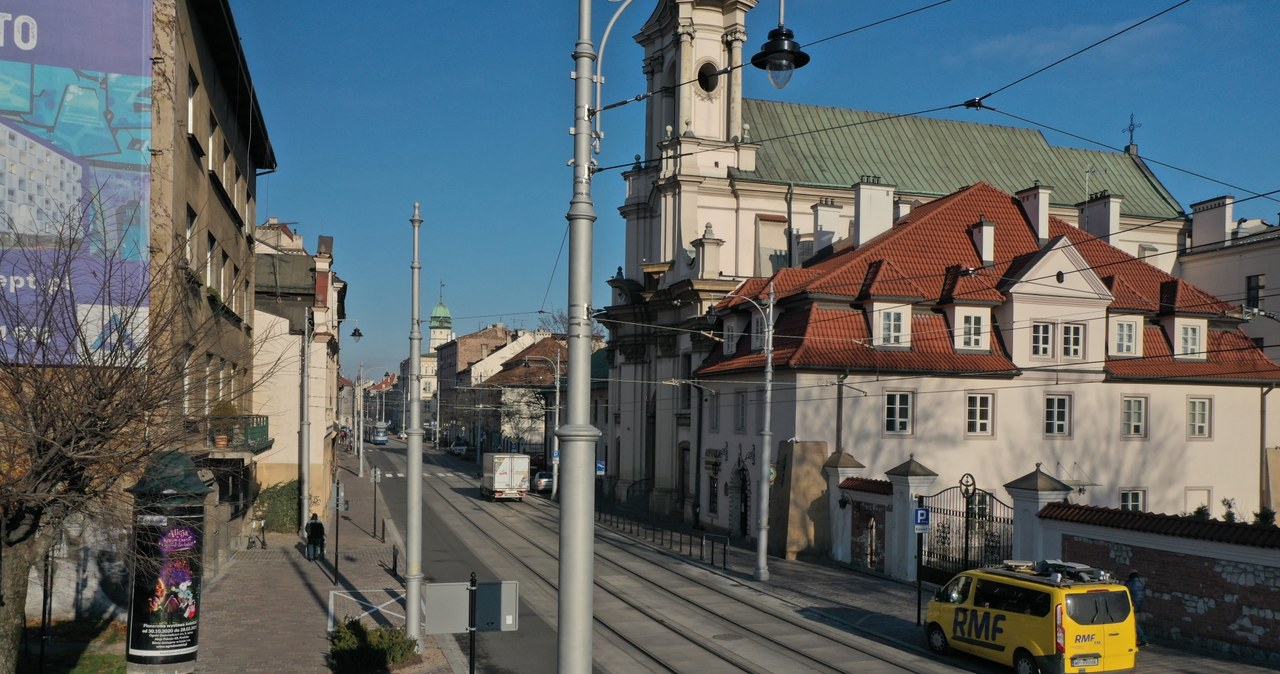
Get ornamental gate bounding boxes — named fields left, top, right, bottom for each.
left=918, top=473, right=1013, bottom=585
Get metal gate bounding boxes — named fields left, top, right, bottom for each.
left=918, top=473, right=1013, bottom=585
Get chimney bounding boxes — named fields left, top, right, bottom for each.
left=691, top=223, right=725, bottom=280
left=812, top=197, right=842, bottom=233
left=970, top=217, right=995, bottom=266
left=1077, top=190, right=1123, bottom=240
left=1189, top=196, right=1234, bottom=249
left=1016, top=182, right=1053, bottom=243
left=894, top=198, right=919, bottom=221
left=853, top=176, right=896, bottom=247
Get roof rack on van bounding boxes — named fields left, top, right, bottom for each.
left=995, top=559, right=1116, bottom=584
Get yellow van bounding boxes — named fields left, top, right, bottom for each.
left=924, top=561, right=1137, bottom=674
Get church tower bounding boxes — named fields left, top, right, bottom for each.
left=429, top=282, right=454, bottom=351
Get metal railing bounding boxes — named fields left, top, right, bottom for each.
left=203, top=414, right=271, bottom=452
left=595, top=508, right=728, bottom=570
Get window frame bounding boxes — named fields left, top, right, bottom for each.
left=1031, top=322, right=1053, bottom=358
left=1187, top=397, right=1212, bottom=438
left=734, top=390, right=747, bottom=432
left=961, top=314, right=983, bottom=349
left=1121, top=396, right=1147, bottom=438
left=1114, top=320, right=1136, bottom=355
left=1044, top=394, right=1071, bottom=436
left=707, top=392, right=720, bottom=432
left=884, top=391, right=913, bottom=435
left=1061, top=323, right=1084, bottom=359
left=1120, top=489, right=1146, bottom=512
left=881, top=310, right=904, bottom=346
left=1246, top=274, right=1265, bottom=310
left=965, top=393, right=993, bottom=436
left=1180, top=324, right=1201, bottom=356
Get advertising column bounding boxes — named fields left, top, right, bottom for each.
left=125, top=452, right=212, bottom=672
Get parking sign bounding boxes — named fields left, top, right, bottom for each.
left=914, top=507, right=930, bottom=533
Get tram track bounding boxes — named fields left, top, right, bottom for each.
left=410, top=452, right=954, bottom=674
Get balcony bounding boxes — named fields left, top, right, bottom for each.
left=202, top=414, right=273, bottom=454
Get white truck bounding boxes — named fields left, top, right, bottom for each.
left=481, top=453, right=530, bottom=501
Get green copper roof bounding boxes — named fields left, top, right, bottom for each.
left=429, top=300, right=452, bottom=329
left=735, top=100, right=1184, bottom=221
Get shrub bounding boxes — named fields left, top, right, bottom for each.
left=330, top=617, right=416, bottom=673
left=1254, top=506, right=1277, bottom=528
left=1189, top=504, right=1212, bottom=520
left=258, top=480, right=300, bottom=533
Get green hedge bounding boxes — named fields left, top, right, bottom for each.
left=257, top=480, right=300, bottom=533
left=330, top=617, right=416, bottom=673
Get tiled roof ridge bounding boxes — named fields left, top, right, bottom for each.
left=1038, top=502, right=1280, bottom=549
left=838, top=476, right=893, bottom=495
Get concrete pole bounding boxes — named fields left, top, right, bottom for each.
left=559, top=1, right=601, bottom=670
left=756, top=282, right=775, bottom=582
left=405, top=203, right=425, bottom=648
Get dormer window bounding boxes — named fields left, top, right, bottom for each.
left=962, top=314, right=982, bottom=348
left=1180, top=325, right=1201, bottom=356
left=750, top=313, right=765, bottom=351
left=882, top=310, right=904, bottom=345
left=1115, top=321, right=1136, bottom=355
left=721, top=316, right=741, bottom=355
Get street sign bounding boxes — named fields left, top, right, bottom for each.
left=595, top=459, right=605, bottom=476
left=913, top=507, right=930, bottom=533
left=552, top=448, right=560, bottom=459
left=423, top=580, right=519, bottom=635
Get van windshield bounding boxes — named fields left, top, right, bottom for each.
left=1065, top=591, right=1132, bottom=625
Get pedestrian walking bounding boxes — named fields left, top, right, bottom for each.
left=305, top=513, right=326, bottom=561
left=1126, top=571, right=1148, bottom=646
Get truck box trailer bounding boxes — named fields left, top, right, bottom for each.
left=481, top=453, right=530, bottom=501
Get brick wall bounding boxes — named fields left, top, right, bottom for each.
left=1063, top=535, right=1280, bottom=663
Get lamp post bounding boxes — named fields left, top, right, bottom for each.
left=524, top=354, right=562, bottom=498
left=405, top=203, right=425, bottom=649
left=718, top=281, right=775, bottom=581
left=750, top=0, right=810, bottom=90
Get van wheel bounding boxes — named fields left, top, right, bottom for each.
left=925, top=624, right=950, bottom=655
left=1013, top=649, right=1039, bottom=674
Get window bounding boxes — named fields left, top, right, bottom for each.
left=1044, top=395, right=1071, bottom=435
left=882, top=310, right=904, bottom=345
left=205, top=233, right=217, bottom=288
left=1247, top=274, right=1265, bottom=310
left=750, top=313, right=765, bottom=351
left=708, top=392, right=720, bottom=432
left=187, top=69, right=198, bottom=134
left=708, top=477, right=719, bottom=515
left=966, top=393, right=992, bottom=435
left=1061, top=323, right=1084, bottom=359
left=722, top=319, right=739, bottom=355
left=734, top=391, right=747, bottom=432
left=1180, top=325, right=1201, bottom=356
left=1120, top=490, right=1145, bottom=512
left=1115, top=321, right=1136, bottom=355
left=1031, top=322, right=1053, bottom=357
left=1188, top=398, right=1211, bottom=437
left=884, top=392, right=912, bottom=434
left=678, top=357, right=691, bottom=411
left=962, top=314, right=983, bottom=348
left=207, top=113, right=218, bottom=171
left=1122, top=396, right=1146, bottom=437
left=184, top=207, right=197, bottom=264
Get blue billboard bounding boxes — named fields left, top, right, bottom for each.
left=0, top=0, right=152, bottom=364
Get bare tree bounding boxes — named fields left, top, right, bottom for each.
left=0, top=195, right=261, bottom=672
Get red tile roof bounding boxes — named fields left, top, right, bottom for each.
left=1039, top=502, right=1280, bottom=549
left=839, top=477, right=893, bottom=495
left=697, top=182, right=1280, bottom=383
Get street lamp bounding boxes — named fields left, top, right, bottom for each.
left=750, top=0, right=810, bottom=90
left=714, top=281, right=775, bottom=581
left=405, top=203, right=425, bottom=650
left=524, top=354, right=562, bottom=498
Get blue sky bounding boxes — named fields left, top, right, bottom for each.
left=228, top=1, right=1280, bottom=378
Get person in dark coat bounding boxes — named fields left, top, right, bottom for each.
left=305, top=513, right=326, bottom=561
left=1125, top=571, right=1148, bottom=646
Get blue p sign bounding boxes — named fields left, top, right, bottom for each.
left=914, top=507, right=930, bottom=532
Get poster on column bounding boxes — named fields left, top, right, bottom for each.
left=0, top=0, right=153, bottom=366
left=126, top=506, right=205, bottom=666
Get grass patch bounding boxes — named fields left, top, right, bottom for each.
left=20, top=619, right=126, bottom=673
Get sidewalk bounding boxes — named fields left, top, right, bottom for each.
left=195, top=450, right=458, bottom=674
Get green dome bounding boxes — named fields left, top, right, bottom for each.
left=429, top=301, right=452, bottom=329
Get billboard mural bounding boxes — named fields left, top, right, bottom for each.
left=0, top=0, right=152, bottom=364
left=126, top=505, right=205, bottom=666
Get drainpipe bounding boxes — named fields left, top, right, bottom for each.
left=785, top=182, right=795, bottom=268
left=836, top=373, right=846, bottom=453
left=694, top=386, right=705, bottom=529
left=1264, top=385, right=1275, bottom=510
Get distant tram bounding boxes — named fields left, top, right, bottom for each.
left=366, top=420, right=389, bottom=445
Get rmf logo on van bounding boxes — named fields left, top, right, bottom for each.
left=1075, top=634, right=1096, bottom=643
left=952, top=608, right=1006, bottom=649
